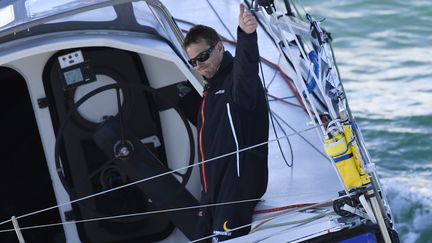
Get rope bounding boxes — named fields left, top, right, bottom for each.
left=290, top=0, right=307, bottom=20
left=206, top=0, right=236, bottom=41
left=0, top=124, right=323, bottom=227
left=251, top=211, right=331, bottom=233
left=260, top=56, right=294, bottom=168
left=190, top=194, right=346, bottom=243
left=267, top=94, right=301, bottom=107
left=271, top=110, right=329, bottom=160
left=254, top=203, right=314, bottom=214
left=270, top=107, right=294, bottom=167
left=266, top=54, right=282, bottom=88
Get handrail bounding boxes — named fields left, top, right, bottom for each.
left=145, top=0, right=184, bottom=45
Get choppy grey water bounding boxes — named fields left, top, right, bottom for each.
left=301, top=0, right=432, bottom=242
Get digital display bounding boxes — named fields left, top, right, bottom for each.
left=63, top=68, right=84, bottom=85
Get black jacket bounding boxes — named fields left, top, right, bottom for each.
left=197, top=29, right=269, bottom=204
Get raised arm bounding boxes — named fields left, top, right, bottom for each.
left=232, top=4, right=262, bottom=110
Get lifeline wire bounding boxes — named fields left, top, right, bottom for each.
left=0, top=124, right=323, bottom=227
left=0, top=191, right=333, bottom=234
left=0, top=192, right=342, bottom=238
left=0, top=198, right=261, bottom=234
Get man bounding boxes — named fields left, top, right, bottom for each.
left=184, top=4, right=269, bottom=242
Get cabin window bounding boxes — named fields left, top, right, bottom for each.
left=25, top=0, right=117, bottom=21
left=0, top=4, right=14, bottom=28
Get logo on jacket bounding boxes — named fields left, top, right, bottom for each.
left=214, top=89, right=225, bottom=95
left=212, top=220, right=232, bottom=238
left=223, top=220, right=231, bottom=232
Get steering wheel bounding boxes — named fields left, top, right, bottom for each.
left=54, top=82, right=195, bottom=205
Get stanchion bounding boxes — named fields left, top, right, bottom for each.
left=11, top=216, right=26, bottom=243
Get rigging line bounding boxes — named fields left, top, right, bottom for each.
left=328, top=40, right=342, bottom=88
left=291, top=0, right=307, bottom=20
left=268, top=95, right=300, bottom=105
left=259, top=54, right=292, bottom=168
left=270, top=95, right=296, bottom=99
left=190, top=194, right=346, bottom=243
left=271, top=110, right=329, bottom=160
left=268, top=94, right=303, bottom=103
left=271, top=108, right=294, bottom=167
left=173, top=18, right=195, bottom=27
left=0, top=124, right=323, bottom=227
left=266, top=54, right=281, bottom=89
left=206, top=0, right=236, bottom=41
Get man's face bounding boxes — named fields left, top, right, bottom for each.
left=186, top=40, right=223, bottom=79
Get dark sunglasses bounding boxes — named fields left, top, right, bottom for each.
left=188, top=44, right=215, bottom=67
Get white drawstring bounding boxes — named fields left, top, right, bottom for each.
left=226, top=103, right=241, bottom=177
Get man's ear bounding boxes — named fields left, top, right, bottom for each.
left=217, top=41, right=224, bottom=53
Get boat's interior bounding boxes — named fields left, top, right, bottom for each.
left=1, top=30, right=204, bottom=241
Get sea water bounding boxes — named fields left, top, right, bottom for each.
left=301, top=0, right=432, bottom=242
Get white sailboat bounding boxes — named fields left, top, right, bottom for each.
left=0, top=0, right=399, bottom=242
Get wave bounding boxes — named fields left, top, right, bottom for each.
left=382, top=177, right=432, bottom=243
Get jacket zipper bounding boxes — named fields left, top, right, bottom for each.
left=199, top=91, right=208, bottom=193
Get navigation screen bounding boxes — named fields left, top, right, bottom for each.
left=63, top=68, right=84, bottom=85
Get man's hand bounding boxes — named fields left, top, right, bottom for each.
left=239, top=4, right=257, bottom=34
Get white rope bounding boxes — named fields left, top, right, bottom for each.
left=0, top=124, right=323, bottom=227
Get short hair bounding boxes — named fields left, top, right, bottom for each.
left=183, top=25, right=221, bottom=49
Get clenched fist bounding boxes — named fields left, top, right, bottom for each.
left=239, top=4, right=257, bottom=34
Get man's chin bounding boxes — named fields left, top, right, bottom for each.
left=203, top=72, right=215, bottom=79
